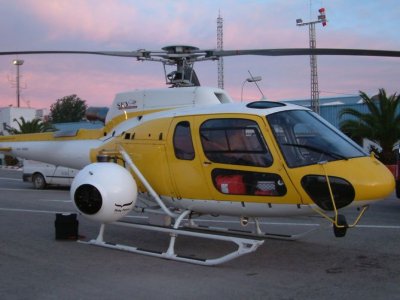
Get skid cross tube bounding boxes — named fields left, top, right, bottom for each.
left=80, top=216, right=265, bottom=266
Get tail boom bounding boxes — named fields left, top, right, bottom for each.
left=0, top=139, right=101, bottom=169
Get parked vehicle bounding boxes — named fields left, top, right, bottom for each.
left=23, top=160, right=78, bottom=189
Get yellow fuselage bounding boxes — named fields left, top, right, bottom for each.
left=0, top=100, right=395, bottom=217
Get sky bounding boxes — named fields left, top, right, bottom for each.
left=0, top=0, right=399, bottom=110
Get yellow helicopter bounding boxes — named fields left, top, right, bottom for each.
left=0, top=46, right=397, bottom=265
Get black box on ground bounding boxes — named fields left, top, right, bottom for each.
left=55, top=213, right=79, bottom=240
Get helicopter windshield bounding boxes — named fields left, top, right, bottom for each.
left=266, top=110, right=367, bottom=168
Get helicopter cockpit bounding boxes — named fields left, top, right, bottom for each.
left=266, top=110, right=367, bottom=168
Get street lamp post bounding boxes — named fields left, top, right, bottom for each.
left=12, top=59, right=24, bottom=108
left=241, top=75, right=262, bottom=102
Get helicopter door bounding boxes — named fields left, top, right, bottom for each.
left=195, top=116, right=302, bottom=203
left=167, top=118, right=213, bottom=200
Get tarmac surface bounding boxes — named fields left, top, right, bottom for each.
left=0, top=168, right=400, bottom=300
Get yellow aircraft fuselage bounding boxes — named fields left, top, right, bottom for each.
left=0, top=87, right=395, bottom=220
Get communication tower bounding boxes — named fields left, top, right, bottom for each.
left=217, top=11, right=224, bottom=89
left=296, top=8, right=327, bottom=114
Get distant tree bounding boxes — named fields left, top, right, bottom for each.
left=50, top=94, right=88, bottom=123
left=339, top=89, right=400, bottom=164
left=6, top=116, right=55, bottom=135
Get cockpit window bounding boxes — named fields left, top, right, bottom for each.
left=267, top=110, right=367, bottom=168
left=200, top=118, right=272, bottom=167
left=173, top=121, right=195, bottom=160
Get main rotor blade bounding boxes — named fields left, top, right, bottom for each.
left=209, top=48, right=400, bottom=58
left=2, top=48, right=400, bottom=61
left=0, top=50, right=144, bottom=58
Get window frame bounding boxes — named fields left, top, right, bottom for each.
left=173, top=121, right=195, bottom=160
left=200, top=118, right=273, bottom=167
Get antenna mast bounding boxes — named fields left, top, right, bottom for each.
left=296, top=7, right=327, bottom=114
left=217, top=11, right=224, bottom=89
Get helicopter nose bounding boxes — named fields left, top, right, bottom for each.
left=301, top=157, right=395, bottom=211
left=349, top=157, right=395, bottom=202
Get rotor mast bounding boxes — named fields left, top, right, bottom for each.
left=296, top=8, right=327, bottom=114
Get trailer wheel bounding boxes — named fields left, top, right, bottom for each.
left=33, top=173, right=46, bottom=189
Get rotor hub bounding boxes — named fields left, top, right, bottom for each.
left=162, top=45, right=199, bottom=54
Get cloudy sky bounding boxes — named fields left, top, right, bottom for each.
left=0, top=0, right=399, bottom=109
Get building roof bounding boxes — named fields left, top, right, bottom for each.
left=282, top=95, right=361, bottom=106
left=53, top=121, right=104, bottom=131
left=282, top=95, right=367, bottom=128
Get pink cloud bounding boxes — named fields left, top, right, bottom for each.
left=1, top=0, right=400, bottom=112
left=0, top=54, right=164, bottom=110
left=19, top=0, right=138, bottom=43
left=17, top=0, right=217, bottom=47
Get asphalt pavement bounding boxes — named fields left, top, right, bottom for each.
left=0, top=168, right=399, bottom=300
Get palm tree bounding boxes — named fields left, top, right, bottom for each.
left=6, top=117, right=55, bottom=134
left=339, top=89, right=400, bottom=164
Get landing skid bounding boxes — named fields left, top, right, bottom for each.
left=185, top=217, right=319, bottom=241
left=187, top=223, right=319, bottom=241
left=79, top=219, right=264, bottom=266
